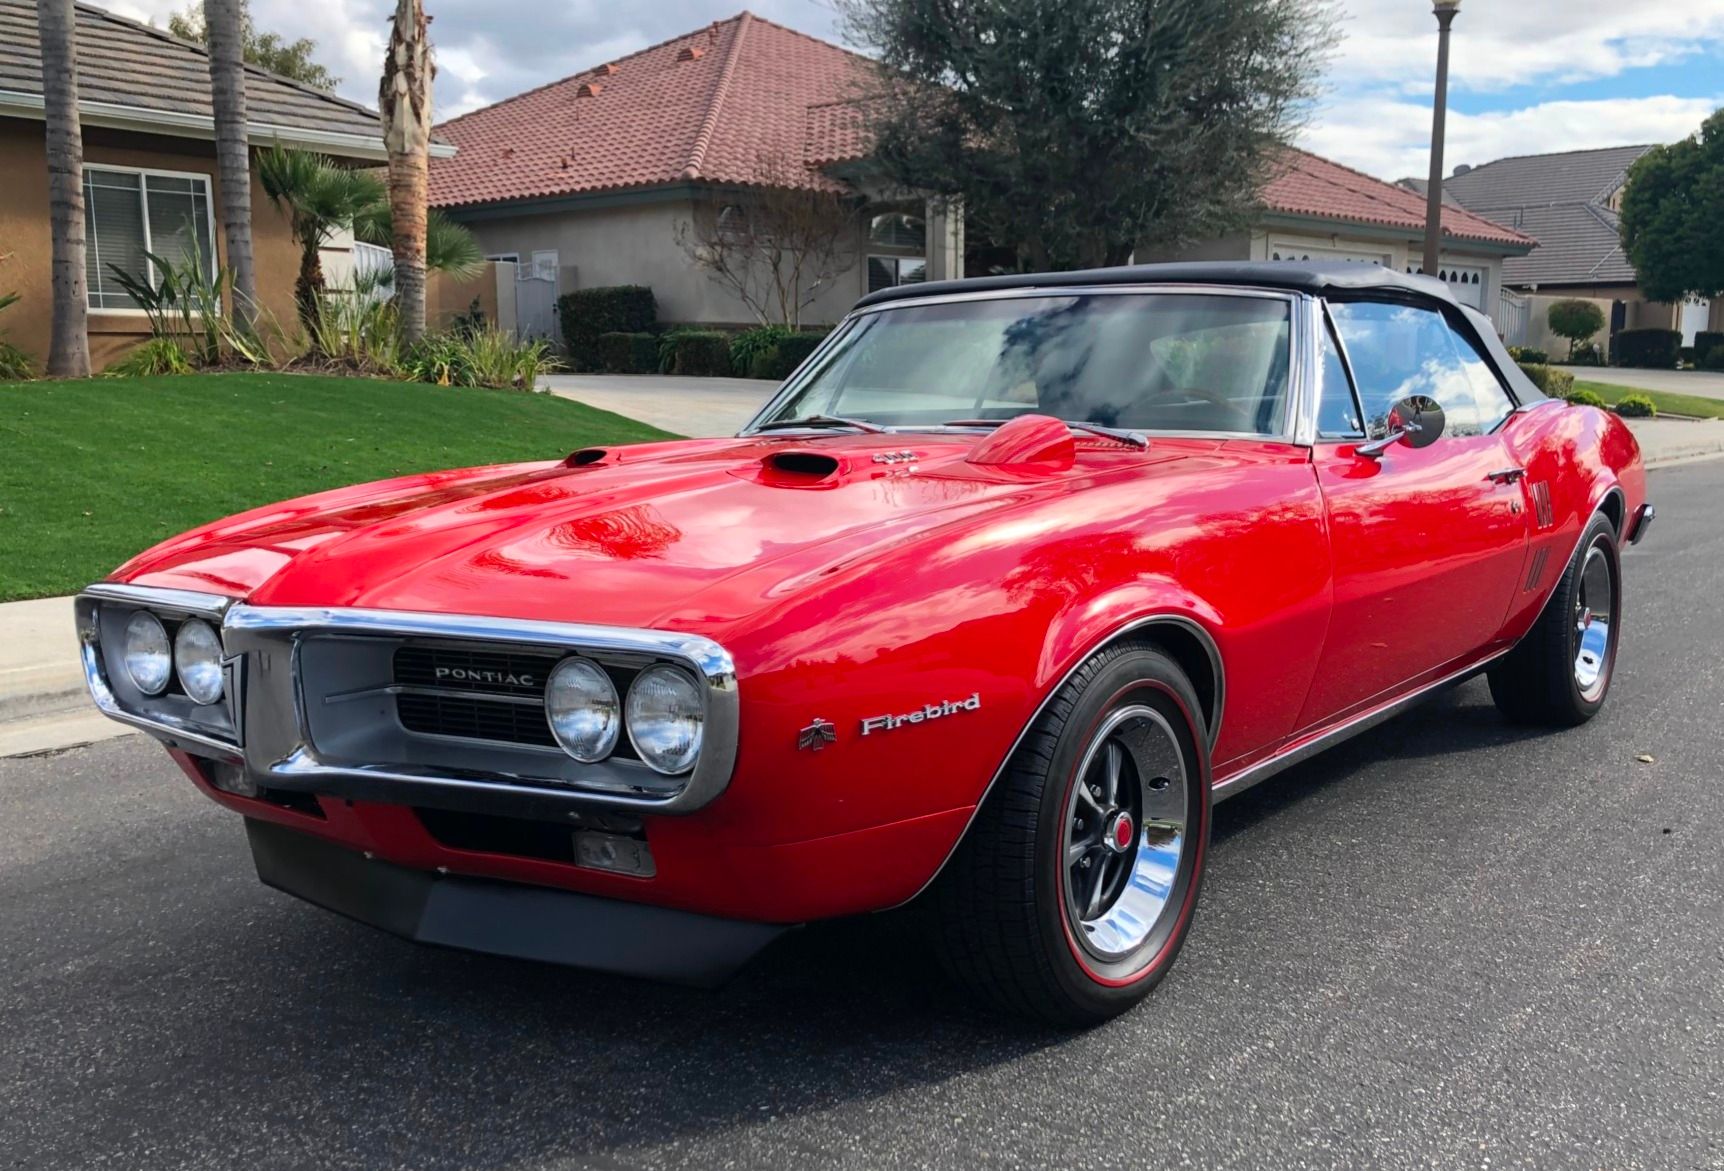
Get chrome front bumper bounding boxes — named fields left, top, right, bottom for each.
left=76, top=583, right=740, bottom=817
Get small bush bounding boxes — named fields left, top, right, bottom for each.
left=1700, top=345, right=1724, bottom=372
left=1564, top=388, right=1607, bottom=408
left=1614, top=328, right=1681, bottom=369
left=729, top=325, right=795, bottom=377
left=745, top=331, right=830, bottom=380
left=1694, top=331, right=1724, bottom=364
left=402, top=327, right=559, bottom=390
left=1547, top=299, right=1605, bottom=357
left=0, top=338, right=33, bottom=381
left=1508, top=345, right=1550, bottom=365
left=1570, top=340, right=1604, bottom=366
left=1516, top=362, right=1574, bottom=398
left=107, top=337, right=193, bottom=377
left=595, top=331, right=659, bottom=374
left=1613, top=393, right=1657, bottom=418
left=658, top=328, right=732, bottom=376
left=558, top=286, right=657, bottom=371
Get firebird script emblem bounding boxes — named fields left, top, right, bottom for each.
left=861, top=693, right=981, bottom=736
left=797, top=718, right=837, bottom=751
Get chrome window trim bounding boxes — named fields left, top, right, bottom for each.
left=743, top=285, right=1314, bottom=447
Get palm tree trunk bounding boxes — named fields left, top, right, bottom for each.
left=205, top=0, right=257, bottom=336
left=35, top=0, right=89, bottom=377
left=380, top=0, right=432, bottom=344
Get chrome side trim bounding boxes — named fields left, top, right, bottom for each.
left=1209, top=648, right=1511, bottom=803
left=892, top=612, right=1225, bottom=908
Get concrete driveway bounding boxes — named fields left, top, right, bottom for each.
left=1558, top=365, right=1724, bottom=401
left=543, top=374, right=778, bottom=437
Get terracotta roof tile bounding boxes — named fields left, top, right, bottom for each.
left=1264, top=149, right=1533, bottom=249
left=430, top=11, right=875, bottom=208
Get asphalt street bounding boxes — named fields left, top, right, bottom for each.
left=4, top=461, right=1722, bottom=1171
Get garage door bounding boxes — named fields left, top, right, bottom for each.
left=1268, top=241, right=1394, bottom=267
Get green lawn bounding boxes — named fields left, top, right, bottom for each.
left=1573, top=379, right=1724, bottom=420
left=0, top=373, right=674, bottom=602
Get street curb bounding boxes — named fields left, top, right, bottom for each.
left=0, top=709, right=135, bottom=759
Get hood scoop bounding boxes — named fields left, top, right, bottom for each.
left=566, top=447, right=618, bottom=468
left=966, top=414, right=1076, bottom=469
left=730, top=448, right=845, bottom=489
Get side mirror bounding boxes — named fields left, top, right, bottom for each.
left=1356, top=395, right=1445, bottom=459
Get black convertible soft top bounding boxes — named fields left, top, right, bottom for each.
left=852, top=260, right=1546, bottom=403
left=854, top=260, right=1459, bottom=310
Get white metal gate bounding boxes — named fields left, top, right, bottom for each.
left=515, top=272, right=560, bottom=342
left=1496, top=289, right=1530, bottom=346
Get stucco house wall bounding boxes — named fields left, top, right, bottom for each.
left=0, top=117, right=306, bottom=370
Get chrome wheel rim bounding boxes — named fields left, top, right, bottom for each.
left=1573, top=543, right=1614, bottom=702
left=1062, top=704, right=1189, bottom=962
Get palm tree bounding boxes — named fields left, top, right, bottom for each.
left=204, top=0, right=258, bottom=334
left=35, top=0, right=89, bottom=377
left=379, top=0, right=432, bottom=344
left=352, top=201, right=484, bottom=282
left=257, top=145, right=383, bottom=331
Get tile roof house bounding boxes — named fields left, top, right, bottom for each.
left=1421, top=145, right=1720, bottom=355
left=430, top=11, right=1534, bottom=335
left=0, top=0, right=455, bottom=369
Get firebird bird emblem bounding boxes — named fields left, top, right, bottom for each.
left=797, top=718, right=837, bottom=751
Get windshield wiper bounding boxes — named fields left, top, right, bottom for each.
left=942, top=418, right=1149, bottom=449
left=754, top=414, right=889, bottom=434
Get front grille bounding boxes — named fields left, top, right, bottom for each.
left=396, top=690, right=559, bottom=747
left=394, top=645, right=559, bottom=697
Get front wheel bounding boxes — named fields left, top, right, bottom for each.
left=1489, top=511, right=1622, bottom=726
left=928, top=643, right=1211, bottom=1025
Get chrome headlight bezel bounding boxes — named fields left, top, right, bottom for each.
left=544, top=655, right=622, bottom=763
left=123, top=609, right=172, bottom=696
left=625, top=664, right=705, bottom=776
left=173, top=618, right=226, bottom=706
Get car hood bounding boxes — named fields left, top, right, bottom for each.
left=119, top=431, right=1192, bottom=633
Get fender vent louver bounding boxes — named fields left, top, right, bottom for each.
left=1530, top=482, right=1554, bottom=529
left=1525, top=547, right=1550, bottom=592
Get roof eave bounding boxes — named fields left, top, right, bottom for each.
left=1259, top=210, right=1535, bottom=255
left=0, top=89, right=455, bottom=161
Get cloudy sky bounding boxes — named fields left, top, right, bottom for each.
left=98, top=0, right=1724, bottom=180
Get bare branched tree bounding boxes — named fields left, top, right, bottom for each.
left=677, top=154, right=859, bottom=328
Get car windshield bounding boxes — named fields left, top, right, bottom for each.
left=755, top=292, right=1294, bottom=436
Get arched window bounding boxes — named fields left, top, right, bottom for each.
left=716, top=203, right=749, bottom=239
left=869, top=212, right=926, bottom=250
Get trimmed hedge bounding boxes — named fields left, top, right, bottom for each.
left=1508, top=345, right=1550, bottom=365
left=658, top=329, right=733, bottom=376
left=1564, top=388, right=1606, bottom=408
left=1613, top=393, right=1657, bottom=418
left=1701, top=345, right=1724, bottom=372
left=1516, top=362, right=1575, bottom=398
left=1614, top=328, right=1681, bottom=369
left=746, top=331, right=829, bottom=380
left=557, top=286, right=657, bottom=371
left=1694, top=331, right=1724, bottom=366
left=595, top=331, right=659, bottom=374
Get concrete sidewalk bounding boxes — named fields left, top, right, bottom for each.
left=5, top=413, right=1722, bottom=758
left=542, top=373, right=776, bottom=438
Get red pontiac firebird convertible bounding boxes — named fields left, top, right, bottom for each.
left=78, top=263, right=1650, bottom=1023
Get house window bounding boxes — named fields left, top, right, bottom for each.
left=868, top=212, right=926, bottom=251
left=83, top=166, right=215, bottom=310
left=867, top=256, right=927, bottom=293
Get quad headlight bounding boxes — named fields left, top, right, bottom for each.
left=173, top=619, right=225, bottom=706
left=545, top=657, right=621, bottom=762
left=625, top=665, right=704, bottom=775
left=123, top=610, right=172, bottom=696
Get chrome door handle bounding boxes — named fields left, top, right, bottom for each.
left=1486, top=467, right=1526, bottom=485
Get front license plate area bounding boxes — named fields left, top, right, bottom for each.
left=574, top=830, right=656, bottom=878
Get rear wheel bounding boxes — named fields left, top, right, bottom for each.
left=929, top=644, right=1210, bottom=1025
left=1489, top=511, right=1621, bottom=726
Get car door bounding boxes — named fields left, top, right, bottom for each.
left=1296, top=297, right=1529, bottom=729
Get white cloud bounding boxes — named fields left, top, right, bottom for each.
left=1299, top=95, right=1721, bottom=181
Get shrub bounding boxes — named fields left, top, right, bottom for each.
left=1564, top=388, right=1606, bottom=408
left=1694, top=332, right=1724, bottom=365
left=1701, top=345, right=1724, bottom=372
left=1547, top=299, right=1605, bottom=358
left=557, top=286, right=656, bottom=371
left=1613, top=393, right=1657, bottom=418
left=1508, top=345, right=1550, bottom=365
left=307, top=277, right=403, bottom=375
left=106, top=337, right=194, bottom=377
left=729, top=325, right=795, bottom=376
left=0, top=338, right=32, bottom=381
left=1516, top=362, right=1574, bottom=398
left=402, top=327, right=559, bottom=391
left=1614, top=328, right=1681, bottom=369
left=595, top=331, right=659, bottom=374
left=745, top=331, right=830, bottom=380
left=658, top=328, right=732, bottom=376
left=1570, top=340, right=1604, bottom=366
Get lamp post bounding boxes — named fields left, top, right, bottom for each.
left=1422, top=0, right=1461, bottom=280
